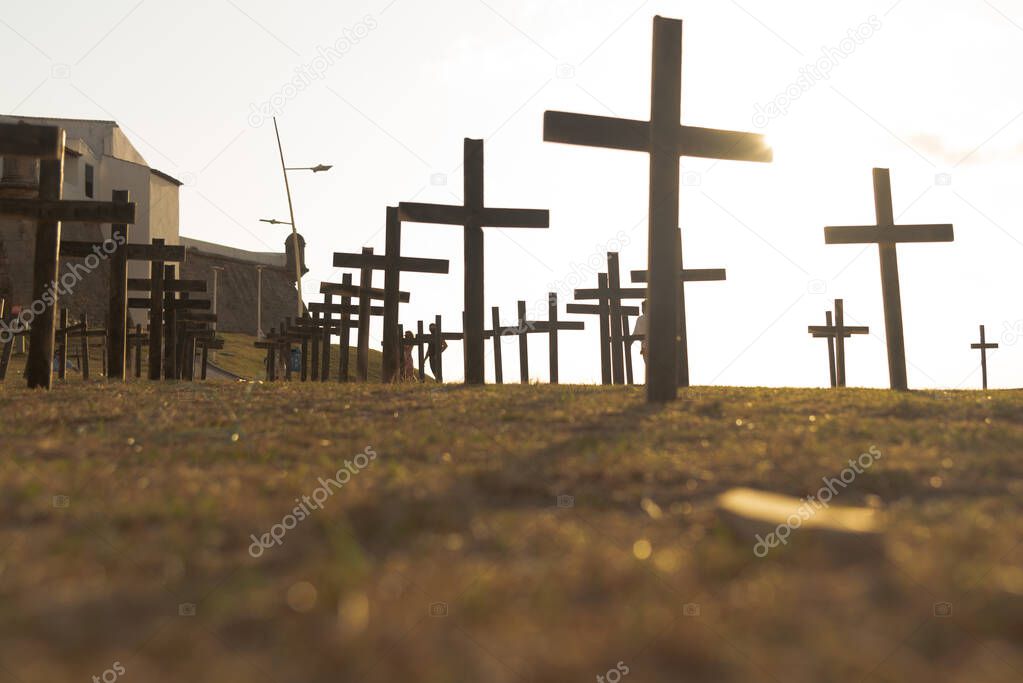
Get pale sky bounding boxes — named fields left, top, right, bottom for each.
left=4, top=0, right=1023, bottom=388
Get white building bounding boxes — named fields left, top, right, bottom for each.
left=0, top=115, right=181, bottom=319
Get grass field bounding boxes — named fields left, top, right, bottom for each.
left=2, top=332, right=387, bottom=382
left=2, top=382, right=1022, bottom=682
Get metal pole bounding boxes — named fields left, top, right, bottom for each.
left=273, top=117, right=304, bottom=317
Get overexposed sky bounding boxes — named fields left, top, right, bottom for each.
left=4, top=0, right=1023, bottom=388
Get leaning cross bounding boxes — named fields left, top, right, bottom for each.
left=333, top=207, right=449, bottom=382
left=399, top=138, right=550, bottom=385
left=807, top=299, right=869, bottom=388
left=544, top=16, right=771, bottom=401
left=825, top=168, right=954, bottom=391
left=0, top=122, right=137, bottom=389
left=970, top=325, right=998, bottom=390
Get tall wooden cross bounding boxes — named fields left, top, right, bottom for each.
left=333, top=207, right=449, bottom=382
left=399, top=138, right=550, bottom=385
left=0, top=122, right=137, bottom=389
left=807, top=299, right=869, bottom=388
left=544, top=16, right=771, bottom=401
left=971, top=325, right=998, bottom=390
left=825, top=168, right=954, bottom=391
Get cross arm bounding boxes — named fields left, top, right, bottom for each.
left=678, top=125, right=772, bottom=163
left=574, top=287, right=646, bottom=300
left=824, top=224, right=955, bottom=245
left=530, top=321, right=585, bottom=332
left=566, top=303, right=640, bottom=316
left=809, top=326, right=870, bottom=337
left=126, top=243, right=186, bottom=262
left=398, top=203, right=467, bottom=226
left=543, top=111, right=649, bottom=152
left=319, top=282, right=411, bottom=302
left=479, top=208, right=550, bottom=229
left=0, top=198, right=135, bottom=224
left=128, top=278, right=206, bottom=293
left=631, top=268, right=727, bottom=283
left=333, top=251, right=449, bottom=274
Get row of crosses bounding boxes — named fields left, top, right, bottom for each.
left=3, top=16, right=973, bottom=400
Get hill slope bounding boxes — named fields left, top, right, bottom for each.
left=1, top=384, right=1021, bottom=682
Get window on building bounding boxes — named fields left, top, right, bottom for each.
left=85, top=164, right=94, bottom=198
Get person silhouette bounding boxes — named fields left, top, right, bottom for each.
left=424, top=323, right=448, bottom=379
left=401, top=330, right=417, bottom=382
left=633, top=300, right=648, bottom=364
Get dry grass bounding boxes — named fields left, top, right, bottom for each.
left=1, top=382, right=1022, bottom=682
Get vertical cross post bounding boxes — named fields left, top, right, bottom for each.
left=107, top=190, right=130, bottom=381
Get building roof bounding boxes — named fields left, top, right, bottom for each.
left=150, top=168, right=183, bottom=186
left=180, top=236, right=287, bottom=268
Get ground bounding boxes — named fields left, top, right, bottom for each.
left=1, top=382, right=1022, bottom=682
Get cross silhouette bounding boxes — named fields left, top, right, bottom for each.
left=825, top=168, right=953, bottom=391
left=399, top=138, right=549, bottom=385
left=544, top=17, right=771, bottom=401
left=970, top=325, right=998, bottom=390
left=807, top=299, right=869, bottom=388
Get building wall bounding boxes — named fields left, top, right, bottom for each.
left=178, top=250, right=299, bottom=336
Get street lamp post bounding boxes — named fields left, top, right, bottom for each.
left=211, top=266, right=224, bottom=333
left=269, top=116, right=332, bottom=318
left=211, top=265, right=225, bottom=361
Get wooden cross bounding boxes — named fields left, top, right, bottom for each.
left=0, top=122, right=138, bottom=389
left=575, top=254, right=645, bottom=384
left=196, top=336, right=224, bottom=381
left=544, top=16, right=771, bottom=402
left=333, top=208, right=449, bottom=382
left=59, top=190, right=130, bottom=380
left=567, top=271, right=641, bottom=385
left=523, top=293, right=585, bottom=384
left=971, top=325, right=998, bottom=390
left=630, top=227, right=727, bottom=386
left=807, top=299, right=869, bottom=388
left=127, top=267, right=202, bottom=381
left=399, top=138, right=550, bottom=385
left=825, top=168, right=954, bottom=391
left=320, top=273, right=407, bottom=381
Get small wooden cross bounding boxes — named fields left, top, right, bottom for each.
left=576, top=254, right=645, bottom=385
left=333, top=207, right=449, bottom=382
left=522, top=293, right=585, bottom=384
left=320, top=268, right=410, bottom=381
left=566, top=271, right=640, bottom=386
left=825, top=168, right=954, bottom=391
left=970, top=325, right=998, bottom=390
left=807, top=299, right=869, bottom=388
left=399, top=138, right=550, bottom=385
left=544, top=17, right=770, bottom=402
